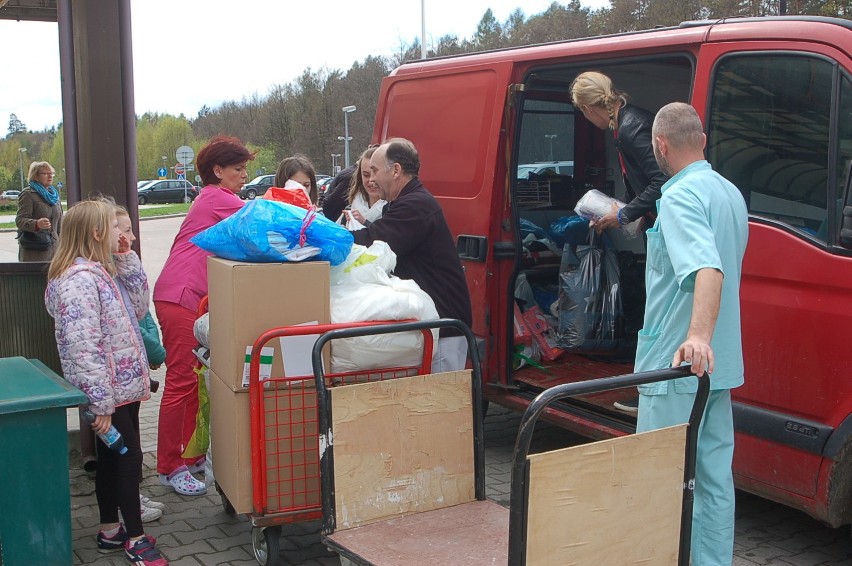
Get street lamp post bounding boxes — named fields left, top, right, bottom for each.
left=342, top=105, right=356, bottom=167
left=18, top=148, right=27, bottom=189
left=545, top=134, right=557, bottom=162
left=331, top=153, right=341, bottom=174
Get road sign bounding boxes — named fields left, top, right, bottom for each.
left=176, top=146, right=194, bottom=166
left=175, top=163, right=186, bottom=176
left=177, top=173, right=186, bottom=181
left=195, top=175, right=202, bottom=183
left=56, top=182, right=64, bottom=189
left=182, top=164, right=195, bottom=172
left=157, top=167, right=168, bottom=178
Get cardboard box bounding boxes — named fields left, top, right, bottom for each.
left=208, top=258, right=330, bottom=391
left=210, top=367, right=321, bottom=515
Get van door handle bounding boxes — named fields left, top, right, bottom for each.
left=457, top=235, right=487, bottom=262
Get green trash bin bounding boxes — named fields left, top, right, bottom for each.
left=0, top=357, right=87, bottom=566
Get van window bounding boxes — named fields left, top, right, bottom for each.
left=515, top=99, right=575, bottom=207
left=708, top=54, right=833, bottom=241
left=839, top=74, right=852, bottom=205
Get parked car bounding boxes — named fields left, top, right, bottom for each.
left=517, top=161, right=574, bottom=179
left=137, top=180, right=154, bottom=189
left=137, top=179, right=198, bottom=204
left=240, top=174, right=274, bottom=199
left=1, top=190, right=21, bottom=200
left=317, top=177, right=334, bottom=206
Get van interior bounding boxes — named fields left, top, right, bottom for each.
left=508, top=56, right=693, bottom=425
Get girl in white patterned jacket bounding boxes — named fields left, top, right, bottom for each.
left=45, top=200, right=168, bottom=566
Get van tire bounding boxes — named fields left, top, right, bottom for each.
left=138, top=195, right=147, bottom=205
left=246, top=189, right=257, bottom=200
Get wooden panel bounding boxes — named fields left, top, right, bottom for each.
left=526, top=424, right=687, bottom=566
left=330, top=370, right=474, bottom=530
left=327, top=500, right=508, bottom=566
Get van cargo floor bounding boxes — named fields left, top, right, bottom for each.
left=511, top=353, right=636, bottom=412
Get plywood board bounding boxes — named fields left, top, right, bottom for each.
left=330, top=370, right=475, bottom=529
left=327, top=500, right=508, bottom=566
left=525, top=424, right=687, bottom=566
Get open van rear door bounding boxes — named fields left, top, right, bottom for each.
left=373, top=61, right=514, bottom=343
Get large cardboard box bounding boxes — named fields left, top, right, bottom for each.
left=210, top=367, right=321, bottom=515
left=208, top=258, right=330, bottom=391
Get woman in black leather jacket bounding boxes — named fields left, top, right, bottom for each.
left=570, top=71, right=669, bottom=233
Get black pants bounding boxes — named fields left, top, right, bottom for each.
left=95, top=402, right=143, bottom=537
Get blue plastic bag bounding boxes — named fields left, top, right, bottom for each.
left=191, top=199, right=354, bottom=266
left=520, top=218, right=546, bottom=240
left=548, top=215, right=588, bottom=248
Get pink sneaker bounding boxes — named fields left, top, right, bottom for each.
left=125, top=535, right=168, bottom=565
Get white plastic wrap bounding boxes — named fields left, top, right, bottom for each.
left=329, top=242, right=439, bottom=372
left=193, top=312, right=210, bottom=347
left=574, top=189, right=643, bottom=238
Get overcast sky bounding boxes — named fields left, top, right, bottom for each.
left=1, top=0, right=609, bottom=132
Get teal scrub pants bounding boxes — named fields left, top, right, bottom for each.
left=637, top=389, right=735, bottom=566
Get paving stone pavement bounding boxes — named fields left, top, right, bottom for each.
left=67, top=372, right=852, bottom=566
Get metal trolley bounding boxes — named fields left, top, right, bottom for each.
left=310, top=319, right=709, bottom=565
left=218, top=319, right=436, bottom=566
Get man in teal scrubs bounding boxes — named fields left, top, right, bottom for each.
left=635, top=102, right=748, bottom=566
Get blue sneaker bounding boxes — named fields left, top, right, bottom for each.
left=125, top=535, right=168, bottom=565
left=97, top=526, right=128, bottom=552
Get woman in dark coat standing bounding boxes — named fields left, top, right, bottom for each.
left=15, top=161, right=63, bottom=261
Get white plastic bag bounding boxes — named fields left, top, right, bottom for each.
left=574, top=189, right=643, bottom=238
left=330, top=242, right=439, bottom=372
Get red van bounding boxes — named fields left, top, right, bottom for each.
left=372, top=16, right=852, bottom=526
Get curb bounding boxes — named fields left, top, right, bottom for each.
left=0, top=213, right=187, bottom=233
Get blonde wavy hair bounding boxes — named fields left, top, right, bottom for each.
left=570, top=71, right=628, bottom=131
left=48, top=200, right=117, bottom=279
left=347, top=145, right=379, bottom=205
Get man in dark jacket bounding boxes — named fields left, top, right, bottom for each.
left=351, top=138, right=472, bottom=371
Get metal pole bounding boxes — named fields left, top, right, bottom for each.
left=19, top=148, right=26, bottom=189
left=344, top=112, right=351, bottom=167
left=421, top=0, right=426, bottom=59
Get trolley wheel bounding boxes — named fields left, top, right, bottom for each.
left=216, top=482, right=236, bottom=516
left=252, top=525, right=282, bottom=566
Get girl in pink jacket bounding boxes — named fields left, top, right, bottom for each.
left=45, top=200, right=168, bottom=566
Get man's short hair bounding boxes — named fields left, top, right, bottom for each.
left=383, top=138, right=420, bottom=176
left=653, top=102, right=704, bottom=150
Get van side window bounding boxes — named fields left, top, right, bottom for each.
left=708, top=55, right=833, bottom=241
left=839, top=74, right=852, bottom=204
left=515, top=99, right=575, bottom=208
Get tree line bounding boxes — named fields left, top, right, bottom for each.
left=1, top=0, right=849, bottom=191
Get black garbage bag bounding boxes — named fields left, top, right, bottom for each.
left=557, top=233, right=622, bottom=351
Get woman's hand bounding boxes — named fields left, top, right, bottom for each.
left=350, top=210, right=366, bottom=224
left=591, top=202, right=621, bottom=234
left=90, top=413, right=113, bottom=435
left=36, top=217, right=51, bottom=231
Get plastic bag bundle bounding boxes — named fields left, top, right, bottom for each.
left=557, top=236, right=623, bottom=351
left=548, top=215, right=589, bottom=247
left=191, top=199, right=353, bottom=265
left=574, top=189, right=643, bottom=238
left=330, top=242, right=439, bottom=372
left=262, top=179, right=313, bottom=210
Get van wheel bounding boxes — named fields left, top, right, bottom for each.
left=138, top=195, right=147, bottom=205
left=246, top=189, right=257, bottom=200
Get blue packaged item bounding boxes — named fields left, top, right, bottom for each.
left=191, top=199, right=354, bottom=266
left=548, top=215, right=588, bottom=248
left=520, top=218, right=547, bottom=240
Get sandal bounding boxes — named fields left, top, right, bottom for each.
left=159, top=467, right=207, bottom=496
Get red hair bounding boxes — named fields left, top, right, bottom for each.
left=197, top=135, right=255, bottom=186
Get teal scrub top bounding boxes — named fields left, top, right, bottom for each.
left=636, top=160, right=749, bottom=394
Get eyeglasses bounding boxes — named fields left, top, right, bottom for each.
left=39, top=172, right=55, bottom=176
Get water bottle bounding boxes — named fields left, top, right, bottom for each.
left=82, top=409, right=128, bottom=454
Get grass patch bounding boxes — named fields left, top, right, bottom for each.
left=138, top=203, right=192, bottom=217
left=0, top=202, right=191, bottom=229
